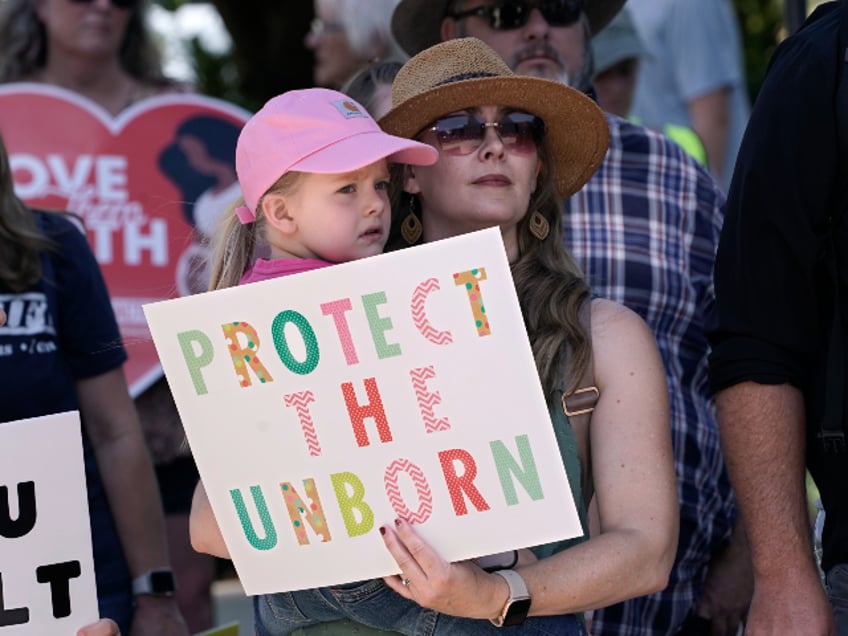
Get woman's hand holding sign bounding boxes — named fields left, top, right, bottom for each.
left=380, top=517, right=510, bottom=621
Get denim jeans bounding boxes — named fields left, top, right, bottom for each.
left=255, top=578, right=587, bottom=636
left=826, top=563, right=848, bottom=636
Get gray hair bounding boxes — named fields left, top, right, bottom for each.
left=318, top=0, right=408, bottom=62
left=341, top=59, right=402, bottom=117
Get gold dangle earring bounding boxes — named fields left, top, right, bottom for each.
left=529, top=210, right=550, bottom=240
left=401, top=195, right=423, bottom=244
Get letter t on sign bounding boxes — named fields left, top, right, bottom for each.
left=453, top=269, right=491, bottom=336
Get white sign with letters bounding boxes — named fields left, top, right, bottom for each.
left=144, top=228, right=582, bottom=594
left=0, top=411, right=98, bottom=633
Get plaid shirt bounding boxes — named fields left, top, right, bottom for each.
left=565, top=115, right=737, bottom=635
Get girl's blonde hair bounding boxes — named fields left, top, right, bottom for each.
left=208, top=171, right=304, bottom=290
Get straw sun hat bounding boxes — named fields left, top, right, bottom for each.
left=379, top=37, right=609, bottom=197
left=391, top=0, right=627, bottom=57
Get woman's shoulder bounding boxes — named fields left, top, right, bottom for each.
left=589, top=297, right=650, bottom=339
left=589, top=298, right=661, bottom=380
left=34, top=209, right=84, bottom=239
left=34, top=210, right=100, bottom=266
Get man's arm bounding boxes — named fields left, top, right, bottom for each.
left=694, top=519, right=752, bottom=635
left=715, top=381, right=834, bottom=635
left=688, top=87, right=730, bottom=184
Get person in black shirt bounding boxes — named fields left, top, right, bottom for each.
left=708, top=2, right=848, bottom=633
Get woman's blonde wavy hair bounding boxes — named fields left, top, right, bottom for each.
left=388, top=137, right=591, bottom=399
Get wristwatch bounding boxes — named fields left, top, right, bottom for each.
left=490, top=569, right=532, bottom=627
left=131, top=569, right=176, bottom=596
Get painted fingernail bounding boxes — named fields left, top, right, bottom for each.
left=394, top=518, right=402, bottom=527
left=380, top=526, right=386, bottom=536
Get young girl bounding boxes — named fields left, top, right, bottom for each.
left=191, top=87, right=441, bottom=634
left=205, top=88, right=436, bottom=290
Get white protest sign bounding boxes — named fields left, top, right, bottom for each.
left=0, top=411, right=98, bottom=633
left=144, top=228, right=582, bottom=595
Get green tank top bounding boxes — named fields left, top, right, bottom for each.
left=529, top=391, right=589, bottom=559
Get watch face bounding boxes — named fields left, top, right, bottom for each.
left=503, top=598, right=532, bottom=626
left=150, top=570, right=176, bottom=593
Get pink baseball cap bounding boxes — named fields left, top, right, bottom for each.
left=234, top=88, right=438, bottom=224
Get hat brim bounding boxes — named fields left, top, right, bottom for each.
left=392, top=0, right=627, bottom=58
left=290, top=130, right=439, bottom=174
left=379, top=75, right=609, bottom=197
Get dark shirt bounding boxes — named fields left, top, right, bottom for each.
left=0, top=212, right=127, bottom=418
left=0, top=211, right=132, bottom=619
left=708, top=1, right=848, bottom=572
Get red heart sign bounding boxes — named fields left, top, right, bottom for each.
left=0, top=84, right=251, bottom=396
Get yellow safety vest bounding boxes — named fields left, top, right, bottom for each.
left=629, top=117, right=708, bottom=167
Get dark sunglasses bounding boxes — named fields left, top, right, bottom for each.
left=425, top=111, right=545, bottom=156
left=447, top=0, right=583, bottom=30
left=67, top=0, right=137, bottom=9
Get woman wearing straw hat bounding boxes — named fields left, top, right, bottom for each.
left=374, top=36, right=676, bottom=632
left=191, top=36, right=677, bottom=636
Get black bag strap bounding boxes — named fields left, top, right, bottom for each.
left=818, top=0, right=848, bottom=452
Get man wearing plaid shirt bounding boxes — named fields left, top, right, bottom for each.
left=390, top=0, right=749, bottom=633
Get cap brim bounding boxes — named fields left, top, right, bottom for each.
left=391, top=0, right=627, bottom=57
left=587, top=0, right=628, bottom=35
left=290, top=130, right=438, bottom=174
left=379, top=76, right=609, bottom=197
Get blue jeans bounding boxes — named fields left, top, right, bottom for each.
left=826, top=564, right=848, bottom=636
left=255, top=578, right=587, bottom=636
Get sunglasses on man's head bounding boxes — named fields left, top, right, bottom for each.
left=67, top=0, right=137, bottom=9
left=447, top=0, right=584, bottom=30
left=425, top=111, right=545, bottom=156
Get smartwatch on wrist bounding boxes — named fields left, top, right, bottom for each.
left=490, top=569, right=531, bottom=627
left=132, top=569, right=176, bottom=596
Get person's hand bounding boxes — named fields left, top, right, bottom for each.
left=76, top=618, right=120, bottom=636
left=694, top=533, right=752, bottom=635
left=380, top=517, right=508, bottom=620
left=0, top=307, right=5, bottom=327
left=743, top=569, right=835, bottom=635
left=129, top=596, right=189, bottom=636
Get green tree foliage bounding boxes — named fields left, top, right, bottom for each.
left=733, top=0, right=785, bottom=103
left=159, top=0, right=315, bottom=111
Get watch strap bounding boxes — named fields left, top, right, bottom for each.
left=490, top=568, right=531, bottom=627
left=131, top=568, right=176, bottom=596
